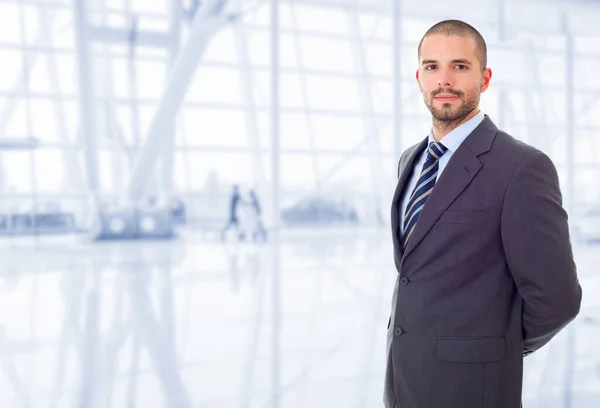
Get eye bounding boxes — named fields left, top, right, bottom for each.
left=425, top=64, right=437, bottom=70
left=456, top=64, right=468, bottom=70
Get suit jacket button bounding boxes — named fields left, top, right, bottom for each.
left=394, top=327, right=404, bottom=336
left=400, top=276, right=409, bottom=286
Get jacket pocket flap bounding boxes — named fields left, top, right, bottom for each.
left=437, top=336, right=505, bottom=363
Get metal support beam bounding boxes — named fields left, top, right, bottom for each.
left=0, top=138, right=39, bottom=149
left=88, top=25, right=171, bottom=47
left=523, top=39, right=550, bottom=149
left=17, top=0, right=38, bottom=233
left=126, top=14, right=142, bottom=167
left=270, top=1, right=281, bottom=408
left=392, top=0, right=402, bottom=160
left=497, top=0, right=507, bottom=129
left=350, top=11, right=387, bottom=225
left=73, top=0, right=100, bottom=194
left=234, top=22, right=266, bottom=189
left=0, top=54, right=42, bottom=138
left=126, top=8, right=228, bottom=202
left=39, top=8, right=86, bottom=193
left=159, top=0, right=184, bottom=202
left=563, top=14, right=575, bottom=218
left=289, top=4, right=321, bottom=190
left=561, top=21, right=577, bottom=406
left=97, top=0, right=127, bottom=194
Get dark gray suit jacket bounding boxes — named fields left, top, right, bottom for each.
left=384, top=115, right=582, bottom=408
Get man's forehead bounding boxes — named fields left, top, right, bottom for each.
left=422, top=33, right=476, bottom=43
left=421, top=34, right=476, bottom=50
left=419, top=35, right=477, bottom=60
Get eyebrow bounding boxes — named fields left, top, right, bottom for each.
left=421, top=59, right=473, bottom=66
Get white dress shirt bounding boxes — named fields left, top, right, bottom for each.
left=400, top=110, right=486, bottom=233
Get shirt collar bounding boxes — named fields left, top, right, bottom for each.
left=427, top=110, right=486, bottom=153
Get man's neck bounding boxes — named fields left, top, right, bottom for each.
left=432, top=108, right=480, bottom=142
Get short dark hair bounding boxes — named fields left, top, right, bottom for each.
left=417, top=19, right=487, bottom=72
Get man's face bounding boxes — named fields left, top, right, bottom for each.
left=416, top=34, right=492, bottom=122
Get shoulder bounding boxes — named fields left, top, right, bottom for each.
left=491, top=130, right=554, bottom=170
left=493, top=130, right=540, bottom=156
left=490, top=130, right=559, bottom=187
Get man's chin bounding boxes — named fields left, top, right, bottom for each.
left=431, top=112, right=462, bottom=122
left=430, top=106, right=476, bottom=123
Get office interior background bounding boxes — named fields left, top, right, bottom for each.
left=0, top=0, right=599, bottom=406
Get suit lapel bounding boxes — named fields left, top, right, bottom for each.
left=390, top=137, right=428, bottom=260
left=400, top=115, right=498, bottom=261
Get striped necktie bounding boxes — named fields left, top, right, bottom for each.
left=402, top=140, right=448, bottom=250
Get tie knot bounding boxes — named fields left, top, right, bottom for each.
left=428, top=141, right=448, bottom=161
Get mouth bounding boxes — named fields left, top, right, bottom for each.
left=434, top=93, right=460, bottom=101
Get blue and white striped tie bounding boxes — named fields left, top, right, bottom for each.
left=402, top=141, right=448, bottom=250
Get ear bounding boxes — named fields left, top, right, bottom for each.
left=480, top=67, right=492, bottom=92
left=416, top=69, right=422, bottom=92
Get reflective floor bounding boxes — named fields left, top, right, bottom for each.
left=0, top=228, right=598, bottom=407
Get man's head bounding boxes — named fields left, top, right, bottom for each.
left=416, top=19, right=492, bottom=125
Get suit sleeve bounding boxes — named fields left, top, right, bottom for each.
left=501, top=151, right=582, bottom=356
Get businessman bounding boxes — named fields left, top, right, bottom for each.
left=384, top=19, right=582, bottom=408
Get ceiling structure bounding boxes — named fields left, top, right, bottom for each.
left=287, top=0, right=600, bottom=37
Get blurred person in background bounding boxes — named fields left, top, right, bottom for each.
left=221, top=184, right=245, bottom=241
left=384, top=19, right=582, bottom=408
left=248, top=189, right=267, bottom=242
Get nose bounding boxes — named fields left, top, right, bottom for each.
left=437, top=77, right=451, bottom=87
left=437, top=68, right=453, bottom=87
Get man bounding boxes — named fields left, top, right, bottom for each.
left=248, top=189, right=268, bottom=242
left=384, top=19, right=582, bottom=408
left=221, top=184, right=245, bottom=241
